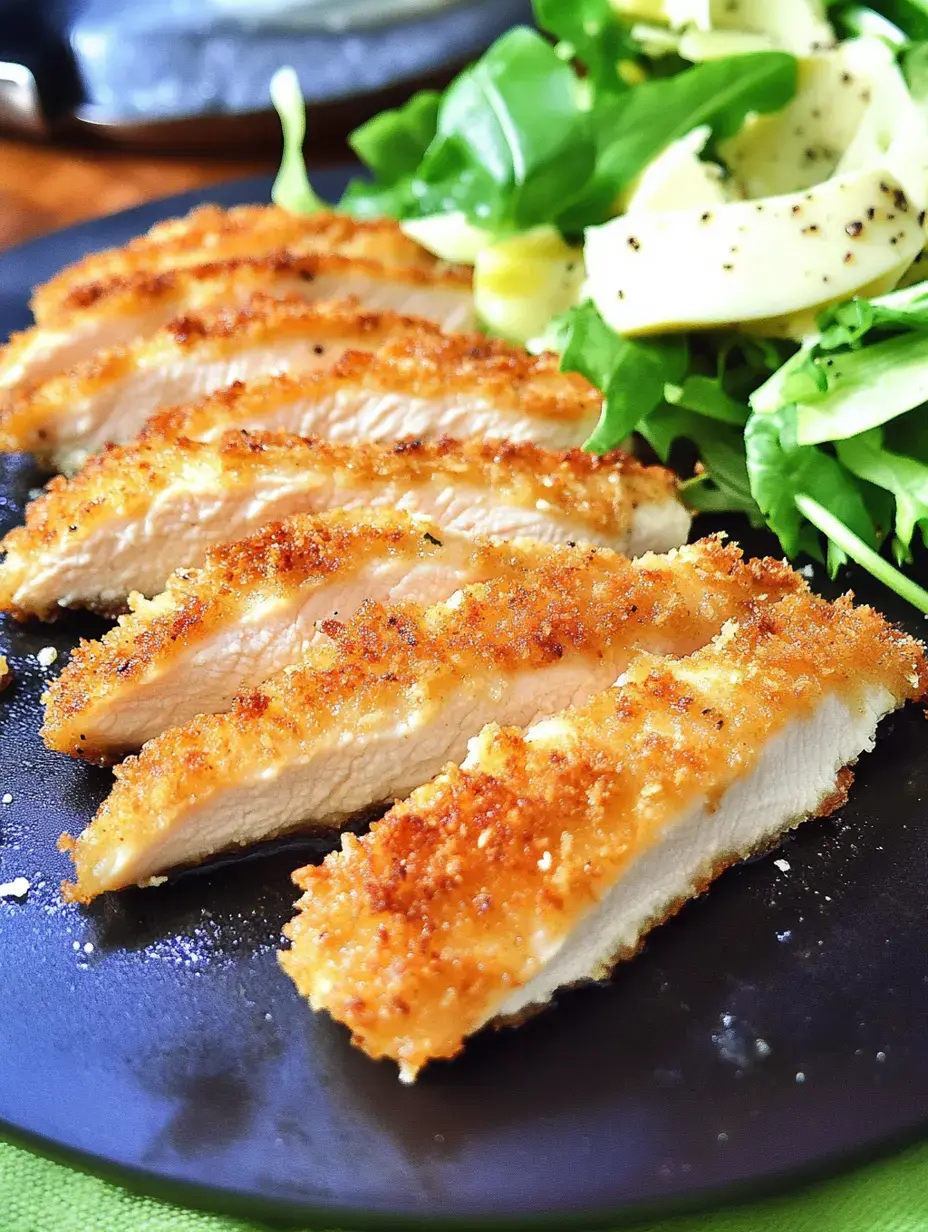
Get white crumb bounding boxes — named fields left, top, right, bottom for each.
left=1, top=794, right=12, bottom=805
left=83, top=942, right=94, bottom=954
left=0, top=877, right=30, bottom=899
left=773, top=858, right=791, bottom=873
left=36, top=647, right=58, bottom=668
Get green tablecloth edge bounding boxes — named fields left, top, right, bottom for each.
left=5, top=1127, right=928, bottom=1232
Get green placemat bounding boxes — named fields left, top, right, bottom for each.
left=4, top=1136, right=928, bottom=1232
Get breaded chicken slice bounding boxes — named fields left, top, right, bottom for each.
left=0, top=251, right=473, bottom=424
left=43, top=510, right=569, bottom=761
left=281, top=592, right=927, bottom=1081
left=143, top=333, right=602, bottom=453
left=0, top=298, right=445, bottom=473
left=0, top=433, right=687, bottom=620
left=31, top=206, right=446, bottom=322
left=58, top=539, right=803, bottom=902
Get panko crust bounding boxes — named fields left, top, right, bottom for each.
left=31, top=207, right=460, bottom=321
left=59, top=537, right=805, bottom=901
left=144, top=332, right=602, bottom=442
left=41, top=509, right=564, bottom=760
left=0, top=297, right=445, bottom=454
left=280, top=592, right=927, bottom=1079
left=0, top=432, right=681, bottom=618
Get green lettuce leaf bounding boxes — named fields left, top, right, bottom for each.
left=555, top=303, right=688, bottom=451
left=751, top=284, right=928, bottom=445
left=558, top=51, right=798, bottom=231
left=837, top=427, right=928, bottom=559
left=744, top=406, right=889, bottom=573
left=837, top=0, right=928, bottom=39
left=533, top=0, right=638, bottom=92
left=642, top=406, right=764, bottom=524
left=341, top=91, right=441, bottom=218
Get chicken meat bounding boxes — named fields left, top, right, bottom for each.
left=0, top=433, right=687, bottom=619
left=59, top=539, right=803, bottom=901
left=281, top=591, right=926, bottom=1081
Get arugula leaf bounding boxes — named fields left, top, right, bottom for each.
left=796, top=493, right=928, bottom=613
left=744, top=406, right=887, bottom=574
left=750, top=284, right=928, bottom=446
left=413, top=28, right=596, bottom=231
left=837, top=0, right=928, bottom=39
left=558, top=52, right=797, bottom=231
left=797, top=332, right=928, bottom=445
left=643, top=406, right=764, bottom=523
left=533, top=0, right=637, bottom=92
left=830, top=4, right=909, bottom=41
left=269, top=67, right=325, bottom=215
left=350, top=90, right=440, bottom=183
left=903, top=40, right=928, bottom=97
left=663, top=375, right=750, bottom=425
left=837, top=428, right=928, bottom=559
left=815, top=282, right=928, bottom=348
left=341, top=91, right=440, bottom=218
left=556, top=303, right=687, bottom=451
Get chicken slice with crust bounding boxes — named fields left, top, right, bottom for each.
left=281, top=592, right=926, bottom=1081
left=0, top=433, right=687, bottom=620
left=59, top=539, right=803, bottom=902
left=0, top=299, right=445, bottom=473
left=143, top=333, right=602, bottom=453
left=31, top=206, right=446, bottom=323
left=43, top=510, right=568, bottom=762
left=0, top=251, right=473, bottom=428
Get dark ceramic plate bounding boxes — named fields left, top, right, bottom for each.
left=1, top=174, right=928, bottom=1231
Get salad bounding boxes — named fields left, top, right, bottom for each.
left=272, top=0, right=928, bottom=612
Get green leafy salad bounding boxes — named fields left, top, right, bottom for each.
left=271, top=0, right=928, bottom=612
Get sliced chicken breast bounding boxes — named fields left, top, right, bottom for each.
left=32, top=206, right=446, bottom=323
left=144, top=333, right=602, bottom=452
left=43, top=510, right=569, bottom=762
left=0, top=298, right=447, bottom=473
left=58, top=540, right=804, bottom=902
left=281, top=592, right=926, bottom=1081
left=0, top=251, right=473, bottom=429
left=0, top=433, right=687, bottom=620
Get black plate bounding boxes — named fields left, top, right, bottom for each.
left=1, top=175, right=928, bottom=1231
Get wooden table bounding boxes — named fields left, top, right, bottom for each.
left=0, top=139, right=276, bottom=250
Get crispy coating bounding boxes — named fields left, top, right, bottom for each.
left=59, top=538, right=806, bottom=901
left=31, top=207, right=456, bottom=322
left=282, top=593, right=928, bottom=1079
left=144, top=332, right=602, bottom=443
left=41, top=508, right=565, bottom=761
left=0, top=297, right=445, bottom=456
left=0, top=432, right=681, bottom=618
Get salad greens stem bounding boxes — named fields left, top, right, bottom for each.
left=270, top=67, right=325, bottom=215
left=794, top=494, right=928, bottom=613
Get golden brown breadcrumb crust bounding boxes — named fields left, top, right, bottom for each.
left=280, top=592, right=927, bottom=1079
left=32, top=207, right=453, bottom=322
left=144, top=332, right=602, bottom=443
left=0, top=432, right=680, bottom=618
left=41, top=509, right=566, bottom=761
left=0, top=298, right=445, bottom=455
left=58, top=538, right=805, bottom=901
